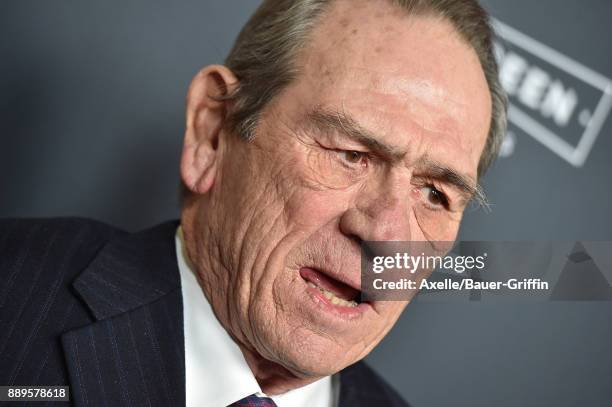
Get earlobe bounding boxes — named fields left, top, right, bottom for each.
left=180, top=65, right=238, bottom=195
left=180, top=137, right=217, bottom=194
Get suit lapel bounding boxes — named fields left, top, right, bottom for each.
left=338, top=361, right=406, bottom=407
left=62, top=221, right=185, bottom=407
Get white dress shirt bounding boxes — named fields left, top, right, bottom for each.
left=176, top=227, right=339, bottom=407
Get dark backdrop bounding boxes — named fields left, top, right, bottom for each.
left=1, top=1, right=611, bottom=406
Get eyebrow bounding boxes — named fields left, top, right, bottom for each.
left=305, top=107, right=488, bottom=208
left=307, top=108, right=407, bottom=161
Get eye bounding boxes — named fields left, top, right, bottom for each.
left=339, top=150, right=368, bottom=167
left=420, top=185, right=449, bottom=209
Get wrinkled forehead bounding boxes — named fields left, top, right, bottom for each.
left=290, top=0, right=492, bottom=176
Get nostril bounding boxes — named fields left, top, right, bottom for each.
left=361, top=241, right=377, bottom=264
left=348, top=233, right=362, bottom=248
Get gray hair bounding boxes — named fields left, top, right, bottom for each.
left=222, top=0, right=507, bottom=179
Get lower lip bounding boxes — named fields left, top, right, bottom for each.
left=300, top=269, right=372, bottom=319
left=305, top=286, right=372, bottom=319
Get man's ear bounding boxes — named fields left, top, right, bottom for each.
left=180, top=65, right=238, bottom=195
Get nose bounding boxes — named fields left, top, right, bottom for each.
left=339, top=171, right=412, bottom=243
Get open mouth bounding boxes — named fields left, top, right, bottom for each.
left=299, top=267, right=362, bottom=308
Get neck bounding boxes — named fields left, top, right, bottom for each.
left=238, top=342, right=320, bottom=395
left=180, top=207, right=321, bottom=396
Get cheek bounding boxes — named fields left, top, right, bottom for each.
left=283, top=188, right=354, bottom=233
left=278, top=152, right=359, bottom=230
left=409, top=203, right=463, bottom=241
left=303, top=148, right=368, bottom=191
left=410, top=188, right=463, bottom=242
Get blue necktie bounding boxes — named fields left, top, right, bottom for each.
left=228, top=394, right=278, bottom=407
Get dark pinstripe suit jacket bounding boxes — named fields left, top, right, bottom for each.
left=0, top=218, right=409, bottom=407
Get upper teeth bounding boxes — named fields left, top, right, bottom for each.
left=307, top=282, right=358, bottom=307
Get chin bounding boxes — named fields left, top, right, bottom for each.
left=268, top=326, right=364, bottom=378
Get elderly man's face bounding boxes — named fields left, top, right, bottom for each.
left=183, top=0, right=491, bottom=379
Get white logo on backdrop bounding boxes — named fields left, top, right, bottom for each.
left=493, top=19, right=612, bottom=167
